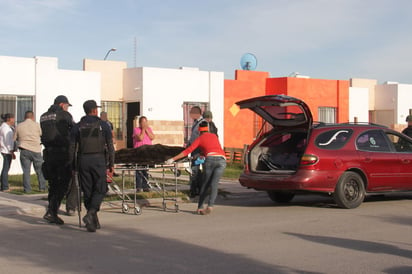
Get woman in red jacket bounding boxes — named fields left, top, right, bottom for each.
left=166, top=121, right=226, bottom=214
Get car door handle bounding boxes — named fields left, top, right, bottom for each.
left=401, top=159, right=410, bottom=164
left=363, top=157, right=372, bottom=163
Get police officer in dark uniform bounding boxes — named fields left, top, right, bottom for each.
left=40, top=95, right=75, bottom=225
left=402, top=115, right=412, bottom=137
left=70, top=100, right=114, bottom=232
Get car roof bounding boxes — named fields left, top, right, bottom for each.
left=312, top=122, right=388, bottom=129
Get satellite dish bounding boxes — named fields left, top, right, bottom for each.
left=240, top=53, right=257, bottom=70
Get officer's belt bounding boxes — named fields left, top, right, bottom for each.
left=46, top=146, right=69, bottom=152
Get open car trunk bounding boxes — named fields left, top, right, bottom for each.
left=236, top=95, right=313, bottom=174
left=250, top=130, right=308, bottom=173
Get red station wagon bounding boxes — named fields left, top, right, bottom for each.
left=236, top=94, right=412, bottom=208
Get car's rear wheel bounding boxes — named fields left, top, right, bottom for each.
left=267, top=191, right=295, bottom=203
left=334, top=171, right=365, bottom=209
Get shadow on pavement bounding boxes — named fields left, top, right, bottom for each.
left=0, top=206, right=319, bottom=274
left=217, top=189, right=412, bottom=209
left=285, top=232, right=412, bottom=261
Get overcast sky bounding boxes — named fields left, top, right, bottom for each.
left=1, top=0, right=411, bottom=83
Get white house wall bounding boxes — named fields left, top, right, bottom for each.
left=0, top=55, right=101, bottom=175
left=124, top=66, right=224, bottom=145
left=0, top=56, right=35, bottom=95
left=141, top=67, right=211, bottom=120
left=396, top=84, right=412, bottom=124
left=123, top=67, right=143, bottom=102
left=55, top=69, right=101, bottom=122
left=207, top=71, right=224, bottom=143
left=348, top=87, right=369, bottom=123
left=34, top=57, right=101, bottom=122
left=375, top=83, right=397, bottom=110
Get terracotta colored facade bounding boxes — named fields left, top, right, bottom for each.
left=224, top=70, right=350, bottom=149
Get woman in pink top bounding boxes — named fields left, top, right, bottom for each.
left=133, top=116, right=155, bottom=148
left=132, top=116, right=155, bottom=191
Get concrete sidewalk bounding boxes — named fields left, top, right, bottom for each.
left=0, top=192, right=48, bottom=216
left=0, top=176, right=252, bottom=216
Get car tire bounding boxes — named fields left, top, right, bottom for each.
left=333, top=171, right=365, bottom=209
left=267, top=191, right=295, bottom=203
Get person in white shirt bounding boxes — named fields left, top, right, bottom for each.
left=0, top=113, right=16, bottom=192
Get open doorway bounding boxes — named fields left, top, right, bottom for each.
left=126, top=102, right=140, bottom=148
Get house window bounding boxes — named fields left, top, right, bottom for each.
left=101, top=101, right=123, bottom=140
left=318, top=107, right=336, bottom=123
left=183, top=102, right=209, bottom=144
left=0, top=95, right=33, bottom=124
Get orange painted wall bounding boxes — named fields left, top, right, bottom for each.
left=224, top=70, right=269, bottom=148
left=266, top=77, right=350, bottom=122
left=224, top=71, right=350, bottom=149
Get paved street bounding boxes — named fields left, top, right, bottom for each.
left=0, top=181, right=411, bottom=274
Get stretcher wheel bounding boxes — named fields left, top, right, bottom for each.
left=174, top=204, right=179, bottom=212
left=162, top=202, right=166, bottom=211
left=122, top=203, right=129, bottom=213
left=174, top=169, right=181, bottom=177
left=134, top=206, right=141, bottom=215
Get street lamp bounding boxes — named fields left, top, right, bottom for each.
left=104, top=48, right=117, bottom=60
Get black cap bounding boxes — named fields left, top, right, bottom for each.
left=54, top=95, right=72, bottom=106
left=406, top=115, right=412, bottom=122
left=83, top=100, right=101, bottom=114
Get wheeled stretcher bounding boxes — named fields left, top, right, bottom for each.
left=107, top=161, right=190, bottom=215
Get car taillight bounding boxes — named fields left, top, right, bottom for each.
left=300, top=154, right=318, bottom=166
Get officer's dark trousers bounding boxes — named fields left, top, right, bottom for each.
left=44, top=150, right=71, bottom=214
left=78, top=154, right=107, bottom=212
left=65, top=178, right=79, bottom=211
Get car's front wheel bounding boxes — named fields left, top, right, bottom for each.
left=267, top=191, right=295, bottom=203
left=334, top=171, right=365, bottom=209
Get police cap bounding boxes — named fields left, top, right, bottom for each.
left=54, top=95, right=72, bottom=106
left=83, top=100, right=101, bottom=114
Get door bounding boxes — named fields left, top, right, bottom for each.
left=356, top=130, right=400, bottom=191
left=385, top=130, right=412, bottom=190
left=126, top=102, right=139, bottom=148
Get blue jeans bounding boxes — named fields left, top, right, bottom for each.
left=20, top=149, right=47, bottom=192
left=198, top=156, right=227, bottom=209
left=1, top=153, right=12, bottom=191
left=135, top=170, right=149, bottom=189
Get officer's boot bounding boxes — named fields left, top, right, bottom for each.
left=83, top=209, right=97, bottom=232
left=43, top=199, right=64, bottom=225
left=94, top=212, right=101, bottom=229
left=43, top=208, right=64, bottom=225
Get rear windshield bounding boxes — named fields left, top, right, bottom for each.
left=261, top=104, right=306, bottom=126
left=315, top=129, right=353, bottom=150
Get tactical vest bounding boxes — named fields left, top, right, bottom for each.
left=40, top=111, right=61, bottom=147
left=79, top=120, right=105, bottom=154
